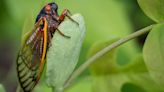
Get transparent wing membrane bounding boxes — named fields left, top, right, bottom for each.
left=17, top=17, right=48, bottom=92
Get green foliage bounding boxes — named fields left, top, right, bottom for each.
left=46, top=14, right=86, bottom=91
left=91, top=74, right=164, bottom=92
left=87, top=54, right=164, bottom=92
left=143, top=24, right=164, bottom=86
left=137, top=0, right=164, bottom=22
left=66, top=74, right=164, bottom=92
left=0, top=84, right=5, bottom=92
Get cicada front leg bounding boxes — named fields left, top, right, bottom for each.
left=58, top=9, right=79, bottom=25
left=56, top=28, right=71, bottom=38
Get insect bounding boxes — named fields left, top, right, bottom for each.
left=16, top=2, right=78, bottom=92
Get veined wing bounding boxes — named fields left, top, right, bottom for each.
left=16, top=17, right=48, bottom=92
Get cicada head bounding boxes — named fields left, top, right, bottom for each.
left=44, top=3, right=58, bottom=15
left=35, top=2, right=58, bottom=23
left=48, top=2, right=58, bottom=14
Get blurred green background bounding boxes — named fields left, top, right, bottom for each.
left=0, top=0, right=159, bottom=92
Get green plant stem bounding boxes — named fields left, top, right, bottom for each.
left=63, top=24, right=154, bottom=90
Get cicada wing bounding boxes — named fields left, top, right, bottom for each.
left=16, top=17, right=48, bottom=92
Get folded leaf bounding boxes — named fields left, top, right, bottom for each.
left=46, top=14, right=86, bottom=91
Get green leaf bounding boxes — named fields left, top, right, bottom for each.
left=88, top=39, right=119, bottom=76
left=46, top=14, right=86, bottom=91
left=137, top=0, right=164, bottom=22
left=0, top=84, right=5, bottom=92
left=143, top=24, right=164, bottom=86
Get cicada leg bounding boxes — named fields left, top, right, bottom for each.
left=58, top=9, right=79, bottom=25
left=56, top=28, right=71, bottom=38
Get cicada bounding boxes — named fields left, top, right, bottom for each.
left=16, top=2, right=78, bottom=92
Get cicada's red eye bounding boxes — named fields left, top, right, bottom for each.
left=45, top=5, right=51, bottom=14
